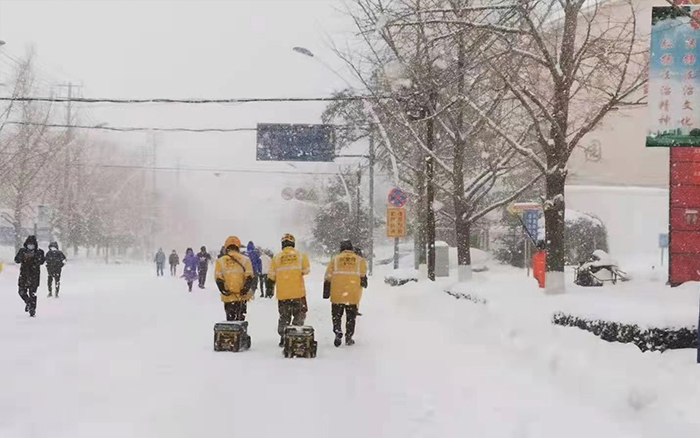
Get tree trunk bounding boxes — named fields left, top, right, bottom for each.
left=13, top=197, right=24, bottom=253
left=455, top=208, right=472, bottom=282
left=544, top=170, right=566, bottom=294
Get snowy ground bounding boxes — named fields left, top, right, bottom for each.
left=1, top=259, right=700, bottom=437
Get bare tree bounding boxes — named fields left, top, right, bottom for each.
left=433, top=0, right=648, bottom=291
left=329, top=0, right=542, bottom=279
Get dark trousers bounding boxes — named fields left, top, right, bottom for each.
left=278, top=297, right=307, bottom=336
left=48, top=270, right=62, bottom=294
left=199, top=267, right=208, bottom=287
left=169, top=264, right=177, bottom=276
left=224, top=301, right=247, bottom=321
left=19, top=286, right=38, bottom=315
left=157, top=263, right=164, bottom=276
left=332, top=304, right=358, bottom=339
left=258, top=274, right=268, bottom=296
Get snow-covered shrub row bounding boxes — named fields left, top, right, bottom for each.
left=552, top=312, right=697, bottom=352
left=443, top=290, right=487, bottom=305
left=384, top=276, right=418, bottom=287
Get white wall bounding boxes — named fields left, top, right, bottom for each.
left=566, top=185, right=668, bottom=259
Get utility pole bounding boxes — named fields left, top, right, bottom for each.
left=355, top=168, right=362, bottom=244
left=368, top=127, right=375, bottom=276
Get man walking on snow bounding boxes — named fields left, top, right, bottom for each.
left=45, top=242, right=66, bottom=298
left=267, top=234, right=310, bottom=347
left=14, top=235, right=45, bottom=317
left=324, top=239, right=367, bottom=347
left=197, top=246, right=212, bottom=289
left=155, top=248, right=166, bottom=277
left=168, top=250, right=179, bottom=276
left=215, top=236, right=254, bottom=321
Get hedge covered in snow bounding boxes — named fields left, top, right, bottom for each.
left=443, top=290, right=487, bottom=305
left=552, top=312, right=697, bottom=352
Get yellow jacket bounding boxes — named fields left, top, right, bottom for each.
left=325, top=250, right=367, bottom=305
left=215, top=250, right=254, bottom=303
left=269, top=247, right=310, bottom=301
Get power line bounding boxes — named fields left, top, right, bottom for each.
left=78, top=163, right=387, bottom=177
left=0, top=94, right=390, bottom=105
left=9, top=121, right=259, bottom=133
left=7, top=121, right=367, bottom=133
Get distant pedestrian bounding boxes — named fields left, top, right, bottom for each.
left=245, top=241, right=263, bottom=297
left=197, top=246, right=212, bottom=289
left=259, top=248, right=272, bottom=298
left=14, top=236, right=45, bottom=317
left=182, top=248, right=198, bottom=292
left=154, top=248, right=166, bottom=277
left=45, top=242, right=66, bottom=298
left=169, top=250, right=179, bottom=276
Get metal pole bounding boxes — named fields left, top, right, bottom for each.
left=356, top=169, right=362, bottom=243
left=394, top=237, right=399, bottom=269
left=368, top=128, right=375, bottom=276
left=525, top=238, right=530, bottom=277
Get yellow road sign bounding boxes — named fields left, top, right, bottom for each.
left=387, top=208, right=406, bottom=238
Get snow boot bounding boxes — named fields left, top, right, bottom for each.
left=279, top=336, right=285, bottom=348
left=47, top=292, right=52, bottom=298
left=345, top=337, right=355, bottom=346
left=24, top=303, right=29, bottom=312
left=334, top=333, right=343, bottom=347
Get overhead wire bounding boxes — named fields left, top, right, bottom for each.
left=0, top=94, right=393, bottom=105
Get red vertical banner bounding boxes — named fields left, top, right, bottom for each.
left=670, top=148, right=700, bottom=285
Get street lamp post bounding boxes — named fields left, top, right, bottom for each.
left=293, top=46, right=376, bottom=275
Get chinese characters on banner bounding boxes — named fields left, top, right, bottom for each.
left=647, top=6, right=700, bottom=146
left=386, top=208, right=406, bottom=238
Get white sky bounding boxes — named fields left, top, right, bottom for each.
left=0, top=0, right=370, bottom=251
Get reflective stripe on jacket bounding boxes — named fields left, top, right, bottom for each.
left=215, top=251, right=254, bottom=303
left=268, top=247, right=310, bottom=300
left=324, top=250, right=367, bottom=305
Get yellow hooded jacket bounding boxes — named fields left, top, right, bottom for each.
left=268, top=247, right=310, bottom=301
left=215, top=249, right=254, bottom=303
left=324, top=250, right=367, bottom=305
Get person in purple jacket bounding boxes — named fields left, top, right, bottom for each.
left=181, top=248, right=198, bottom=292
left=245, top=241, right=264, bottom=297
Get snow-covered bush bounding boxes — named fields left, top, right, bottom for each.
left=552, top=312, right=696, bottom=352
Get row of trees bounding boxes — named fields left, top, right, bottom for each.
left=0, top=53, right=160, bottom=258
left=320, top=0, right=646, bottom=292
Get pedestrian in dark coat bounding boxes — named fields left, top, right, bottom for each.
left=168, top=250, right=179, bottom=276
left=245, top=241, right=263, bottom=295
left=182, top=248, right=198, bottom=292
left=45, top=241, right=66, bottom=298
left=155, top=248, right=166, bottom=276
left=14, top=235, right=45, bottom=317
left=196, top=246, right=212, bottom=289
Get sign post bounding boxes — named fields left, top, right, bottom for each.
left=509, top=203, right=542, bottom=277
left=659, top=233, right=669, bottom=266
left=387, top=189, right=408, bottom=269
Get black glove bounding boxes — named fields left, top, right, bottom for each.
left=216, top=279, right=231, bottom=296
left=361, top=276, right=368, bottom=289
left=323, top=281, right=331, bottom=299
left=241, top=276, right=254, bottom=294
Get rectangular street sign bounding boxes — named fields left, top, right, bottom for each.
left=659, top=233, right=669, bottom=248
left=387, top=208, right=406, bottom=238
left=256, top=123, right=335, bottom=162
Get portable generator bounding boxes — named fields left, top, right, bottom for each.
left=214, top=321, right=251, bottom=352
left=283, top=325, right=318, bottom=358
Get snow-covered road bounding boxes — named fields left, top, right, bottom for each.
left=0, top=262, right=689, bottom=437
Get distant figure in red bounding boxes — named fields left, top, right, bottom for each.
left=533, top=240, right=547, bottom=289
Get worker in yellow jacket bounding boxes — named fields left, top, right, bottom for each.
left=267, top=233, right=311, bottom=347
left=324, top=239, right=367, bottom=347
left=215, top=236, right=254, bottom=321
